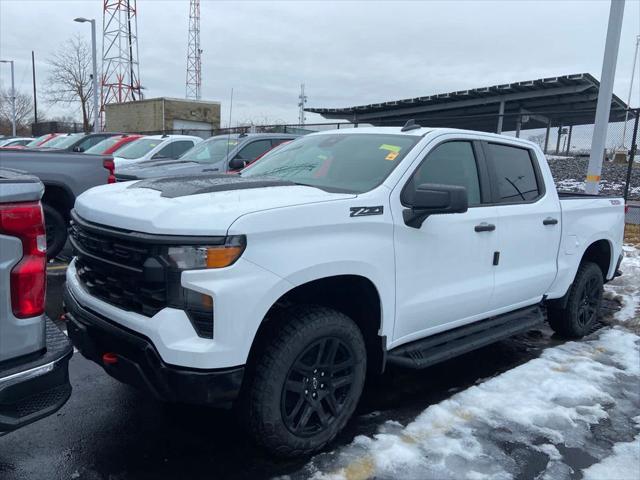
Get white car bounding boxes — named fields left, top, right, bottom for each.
left=113, top=134, right=202, bottom=169
left=0, top=137, right=33, bottom=147
left=64, top=126, right=624, bottom=456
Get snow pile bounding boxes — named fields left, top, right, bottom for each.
left=304, top=329, right=639, bottom=480
left=582, top=426, right=640, bottom=480
left=300, top=247, right=640, bottom=480
left=604, top=245, right=640, bottom=332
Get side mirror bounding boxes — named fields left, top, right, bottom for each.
left=228, top=157, right=247, bottom=171
left=402, top=183, right=468, bottom=228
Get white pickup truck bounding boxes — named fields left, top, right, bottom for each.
left=63, top=126, right=625, bottom=456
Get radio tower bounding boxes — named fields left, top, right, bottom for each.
left=186, top=0, right=202, bottom=100
left=101, top=0, right=143, bottom=127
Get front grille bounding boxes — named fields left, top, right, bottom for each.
left=70, top=219, right=168, bottom=317
left=69, top=212, right=216, bottom=338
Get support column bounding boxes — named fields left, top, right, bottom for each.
left=586, top=0, right=626, bottom=194
left=515, top=109, right=522, bottom=138
left=544, top=120, right=551, bottom=153
left=565, top=125, right=573, bottom=155
left=496, top=100, right=505, bottom=134
left=555, top=123, right=563, bottom=154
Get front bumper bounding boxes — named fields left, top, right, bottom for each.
left=63, top=284, right=244, bottom=407
left=0, top=319, right=73, bottom=434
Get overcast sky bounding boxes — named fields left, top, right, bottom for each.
left=1, top=0, right=639, bottom=126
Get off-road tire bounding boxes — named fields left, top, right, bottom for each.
left=548, top=261, right=604, bottom=338
left=243, top=305, right=366, bottom=457
left=43, top=203, right=67, bottom=259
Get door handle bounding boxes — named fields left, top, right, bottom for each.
left=543, top=217, right=558, bottom=225
left=474, top=222, right=496, bottom=232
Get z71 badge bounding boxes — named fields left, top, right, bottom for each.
left=350, top=206, right=384, bottom=217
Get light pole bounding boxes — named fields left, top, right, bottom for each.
left=0, top=59, right=16, bottom=136
left=74, top=17, right=99, bottom=132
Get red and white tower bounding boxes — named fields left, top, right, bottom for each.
left=185, top=0, right=202, bottom=100
left=101, top=0, right=143, bottom=126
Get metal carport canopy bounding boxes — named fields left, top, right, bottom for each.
left=305, top=73, right=629, bottom=133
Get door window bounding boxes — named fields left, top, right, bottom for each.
left=236, top=140, right=273, bottom=161
left=406, top=141, right=481, bottom=206
left=155, top=142, right=174, bottom=158
left=487, top=143, right=540, bottom=203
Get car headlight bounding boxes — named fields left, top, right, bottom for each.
left=167, top=235, right=246, bottom=269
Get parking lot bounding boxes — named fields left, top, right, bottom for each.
left=0, top=254, right=637, bottom=480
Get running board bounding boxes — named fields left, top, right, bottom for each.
left=386, top=305, right=544, bottom=369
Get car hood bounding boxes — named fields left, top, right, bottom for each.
left=116, top=159, right=212, bottom=179
left=75, top=175, right=355, bottom=236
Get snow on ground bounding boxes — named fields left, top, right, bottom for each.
left=582, top=424, right=640, bottom=480
left=605, top=245, right=640, bottom=332
left=294, top=247, right=640, bottom=480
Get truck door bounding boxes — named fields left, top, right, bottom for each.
left=392, top=138, right=498, bottom=344
left=482, top=142, right=561, bottom=311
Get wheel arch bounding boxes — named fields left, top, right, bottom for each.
left=245, top=274, right=386, bottom=377
left=42, top=182, right=75, bottom=220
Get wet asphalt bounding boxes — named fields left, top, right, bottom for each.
left=0, top=265, right=619, bottom=480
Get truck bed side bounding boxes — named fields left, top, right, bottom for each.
left=546, top=196, right=625, bottom=299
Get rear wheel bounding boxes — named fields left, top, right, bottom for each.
left=42, top=204, right=67, bottom=259
left=548, top=261, right=603, bottom=338
left=243, top=305, right=366, bottom=457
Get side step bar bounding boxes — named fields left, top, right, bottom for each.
left=387, top=305, right=544, bottom=369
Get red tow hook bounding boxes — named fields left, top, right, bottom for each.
left=102, top=353, right=119, bottom=365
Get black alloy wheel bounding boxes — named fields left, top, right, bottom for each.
left=281, top=337, right=356, bottom=437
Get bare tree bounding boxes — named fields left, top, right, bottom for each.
left=528, top=133, right=546, bottom=149
left=45, top=35, right=95, bottom=132
left=0, top=89, right=34, bottom=135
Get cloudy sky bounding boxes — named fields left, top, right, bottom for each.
left=1, top=0, right=639, bottom=126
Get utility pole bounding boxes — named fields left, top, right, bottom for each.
left=298, top=83, right=307, bottom=126
left=31, top=51, right=38, bottom=124
left=74, top=18, right=100, bottom=132
left=585, top=0, right=625, bottom=194
left=0, top=59, right=16, bottom=136
left=621, top=35, right=640, bottom=148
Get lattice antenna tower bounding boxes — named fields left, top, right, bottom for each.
left=101, top=0, right=143, bottom=126
left=186, top=0, right=202, bottom=99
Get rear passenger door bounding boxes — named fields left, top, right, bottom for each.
left=482, top=142, right=561, bottom=311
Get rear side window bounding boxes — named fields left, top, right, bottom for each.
left=405, top=141, right=481, bottom=206
left=172, top=140, right=195, bottom=157
left=237, top=140, right=273, bottom=161
left=487, top=143, right=540, bottom=203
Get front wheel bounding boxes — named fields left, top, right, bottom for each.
left=548, top=261, right=604, bottom=338
left=243, top=305, right=366, bottom=457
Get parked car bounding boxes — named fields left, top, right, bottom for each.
left=0, top=168, right=73, bottom=436
left=0, top=137, right=33, bottom=148
left=20, top=133, right=62, bottom=149
left=83, top=134, right=144, bottom=155
left=115, top=133, right=298, bottom=180
left=0, top=149, right=115, bottom=258
left=113, top=134, right=202, bottom=170
left=39, top=132, right=122, bottom=153
left=64, top=126, right=624, bottom=457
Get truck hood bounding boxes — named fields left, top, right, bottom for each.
left=116, top=159, right=212, bottom=180
left=75, top=176, right=356, bottom=236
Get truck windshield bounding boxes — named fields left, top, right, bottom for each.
left=241, top=133, right=419, bottom=194
left=116, top=138, right=163, bottom=159
left=180, top=136, right=239, bottom=163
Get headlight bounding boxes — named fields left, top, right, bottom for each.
left=167, top=235, right=246, bottom=269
